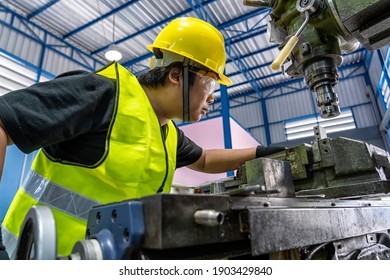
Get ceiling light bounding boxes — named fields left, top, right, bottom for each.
left=104, top=13, right=122, bottom=61
left=105, top=44, right=122, bottom=61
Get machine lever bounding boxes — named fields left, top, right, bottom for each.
left=271, top=10, right=310, bottom=70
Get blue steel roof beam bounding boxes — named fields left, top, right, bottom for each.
left=342, top=63, right=365, bottom=78
left=63, top=0, right=141, bottom=39
left=71, top=47, right=94, bottom=68
left=226, top=44, right=277, bottom=64
left=219, top=7, right=271, bottom=29
left=223, top=10, right=270, bottom=37
left=44, top=43, right=92, bottom=66
left=186, top=0, right=210, bottom=21
left=227, top=24, right=268, bottom=45
left=0, top=19, right=93, bottom=70
left=0, top=49, right=55, bottom=79
left=0, top=5, right=104, bottom=70
left=375, top=46, right=390, bottom=110
left=27, top=0, right=61, bottom=20
left=92, top=0, right=218, bottom=55
left=11, top=13, right=43, bottom=42
left=122, top=53, right=151, bottom=68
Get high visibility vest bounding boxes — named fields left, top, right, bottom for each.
left=2, top=62, right=178, bottom=257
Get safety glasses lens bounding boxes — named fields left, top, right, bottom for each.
left=190, top=70, right=218, bottom=93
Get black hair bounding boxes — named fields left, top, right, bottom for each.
left=137, top=61, right=196, bottom=88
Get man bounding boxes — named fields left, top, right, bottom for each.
left=0, top=17, right=283, bottom=259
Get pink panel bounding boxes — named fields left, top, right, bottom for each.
left=173, top=117, right=260, bottom=187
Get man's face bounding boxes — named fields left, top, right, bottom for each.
left=188, top=69, right=218, bottom=122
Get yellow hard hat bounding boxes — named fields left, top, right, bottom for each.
left=147, top=17, right=232, bottom=86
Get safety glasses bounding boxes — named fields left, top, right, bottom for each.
left=189, top=69, right=218, bottom=94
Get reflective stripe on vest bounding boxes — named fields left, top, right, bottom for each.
left=22, top=170, right=100, bottom=222
left=1, top=226, right=17, bottom=259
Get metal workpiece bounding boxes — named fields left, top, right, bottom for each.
left=245, top=157, right=295, bottom=197
left=204, top=176, right=242, bottom=194
left=314, top=125, right=327, bottom=141
left=284, top=144, right=312, bottom=180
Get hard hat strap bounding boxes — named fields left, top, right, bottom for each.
left=182, top=58, right=190, bottom=122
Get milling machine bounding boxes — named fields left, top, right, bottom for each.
left=15, top=127, right=390, bottom=260
left=244, top=0, right=390, bottom=118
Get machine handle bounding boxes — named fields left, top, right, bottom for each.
left=271, top=10, right=310, bottom=71
left=271, top=35, right=299, bottom=70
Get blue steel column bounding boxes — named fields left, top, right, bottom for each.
left=261, top=98, right=271, bottom=146
left=220, top=84, right=234, bottom=177
left=376, top=47, right=390, bottom=149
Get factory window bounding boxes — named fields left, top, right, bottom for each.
left=285, top=108, right=356, bottom=141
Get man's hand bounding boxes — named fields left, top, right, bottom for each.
left=256, top=146, right=286, bottom=158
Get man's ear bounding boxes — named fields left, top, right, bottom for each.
left=168, top=67, right=181, bottom=84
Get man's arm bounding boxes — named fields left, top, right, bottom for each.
left=188, top=146, right=287, bottom=174
left=188, top=147, right=257, bottom=173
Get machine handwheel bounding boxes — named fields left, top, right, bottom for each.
left=15, top=206, right=57, bottom=260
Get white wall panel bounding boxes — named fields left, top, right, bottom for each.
left=0, top=26, right=42, bottom=66
left=230, top=100, right=264, bottom=128
left=43, top=49, right=90, bottom=75
left=336, top=75, right=370, bottom=107
left=369, top=51, right=383, bottom=91
left=269, top=122, right=286, bottom=144
left=352, top=104, right=378, bottom=128
left=266, top=90, right=315, bottom=123
left=0, top=53, right=36, bottom=95
left=248, top=126, right=266, bottom=145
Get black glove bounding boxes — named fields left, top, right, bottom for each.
left=256, top=146, right=286, bottom=158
